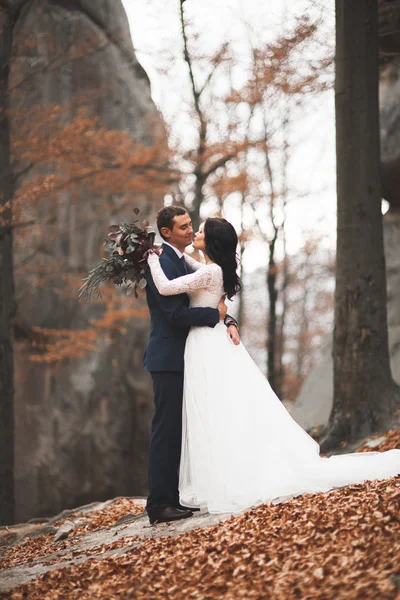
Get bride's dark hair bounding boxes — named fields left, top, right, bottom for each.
left=204, top=217, right=241, bottom=300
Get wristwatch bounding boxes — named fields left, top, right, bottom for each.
left=224, top=315, right=239, bottom=330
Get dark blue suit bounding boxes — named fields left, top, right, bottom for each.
left=143, top=243, right=219, bottom=515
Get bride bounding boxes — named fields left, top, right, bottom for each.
left=147, top=217, right=400, bottom=514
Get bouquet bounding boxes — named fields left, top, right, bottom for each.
left=78, top=208, right=158, bottom=302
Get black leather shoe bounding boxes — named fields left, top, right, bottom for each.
left=176, top=503, right=200, bottom=512
left=148, top=506, right=193, bottom=525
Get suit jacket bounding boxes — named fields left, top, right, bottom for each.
left=142, top=243, right=219, bottom=372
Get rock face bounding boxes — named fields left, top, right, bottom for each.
left=292, top=24, right=400, bottom=429
left=9, top=0, right=160, bottom=521
left=379, top=1, right=400, bottom=209
left=381, top=59, right=400, bottom=209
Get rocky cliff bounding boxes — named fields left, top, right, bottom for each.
left=8, top=0, right=161, bottom=521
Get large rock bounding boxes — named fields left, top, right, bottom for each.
left=9, top=0, right=161, bottom=521
left=381, top=58, right=400, bottom=209
left=380, top=1, right=400, bottom=207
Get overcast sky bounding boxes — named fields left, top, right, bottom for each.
left=121, top=0, right=337, bottom=259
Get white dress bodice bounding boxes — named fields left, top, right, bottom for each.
left=147, top=253, right=224, bottom=309
left=186, top=264, right=224, bottom=309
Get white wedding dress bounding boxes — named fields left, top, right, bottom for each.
left=148, top=253, right=400, bottom=514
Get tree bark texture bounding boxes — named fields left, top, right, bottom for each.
left=325, top=0, right=400, bottom=449
left=0, top=6, right=15, bottom=526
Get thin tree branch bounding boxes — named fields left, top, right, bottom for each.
left=179, top=0, right=202, bottom=120
left=203, top=153, right=235, bottom=178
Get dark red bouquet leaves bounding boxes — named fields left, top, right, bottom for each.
left=78, top=208, right=157, bottom=302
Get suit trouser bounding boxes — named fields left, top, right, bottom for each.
left=146, top=371, right=184, bottom=515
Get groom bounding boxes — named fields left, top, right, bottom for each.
left=143, top=205, right=240, bottom=524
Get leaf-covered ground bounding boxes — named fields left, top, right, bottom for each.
left=1, top=432, right=399, bottom=600
left=0, top=498, right=144, bottom=571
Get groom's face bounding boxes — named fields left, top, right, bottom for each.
left=164, top=213, right=193, bottom=252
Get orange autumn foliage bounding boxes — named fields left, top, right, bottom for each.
left=225, top=17, right=332, bottom=108
left=29, top=298, right=148, bottom=363
left=3, top=475, right=399, bottom=600
left=8, top=103, right=171, bottom=364
left=8, top=106, right=175, bottom=230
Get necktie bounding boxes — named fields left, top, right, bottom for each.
left=180, top=256, right=189, bottom=274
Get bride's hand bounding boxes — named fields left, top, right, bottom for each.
left=147, top=247, right=163, bottom=257
left=227, top=325, right=240, bottom=346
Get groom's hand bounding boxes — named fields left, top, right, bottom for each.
left=218, top=298, right=227, bottom=321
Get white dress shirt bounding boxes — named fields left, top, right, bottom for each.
left=163, top=241, right=184, bottom=259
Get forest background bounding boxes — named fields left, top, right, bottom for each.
left=1, top=0, right=399, bottom=526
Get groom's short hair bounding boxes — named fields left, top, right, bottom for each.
left=157, top=205, right=188, bottom=240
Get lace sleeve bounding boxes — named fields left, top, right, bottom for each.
left=148, top=253, right=213, bottom=296
left=184, top=253, right=203, bottom=271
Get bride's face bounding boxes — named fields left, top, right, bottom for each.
left=193, top=224, right=206, bottom=252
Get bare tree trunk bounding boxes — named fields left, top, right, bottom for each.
left=296, top=281, right=310, bottom=380
left=237, top=192, right=245, bottom=328
left=263, top=116, right=280, bottom=397
left=179, top=1, right=234, bottom=232
left=192, top=167, right=205, bottom=233
left=277, top=254, right=288, bottom=393
left=276, top=103, right=290, bottom=397
left=267, top=233, right=279, bottom=395
left=0, top=5, right=15, bottom=525
left=179, top=0, right=206, bottom=232
left=321, top=0, right=400, bottom=452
